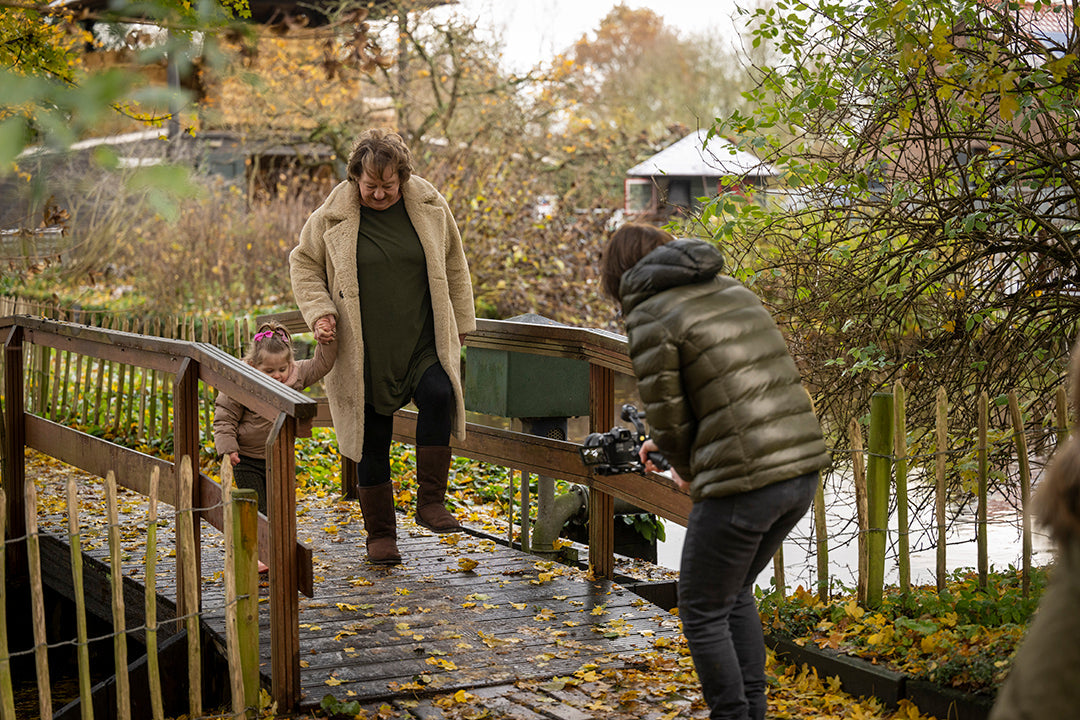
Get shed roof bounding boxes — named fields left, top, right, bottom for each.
left=626, top=129, right=779, bottom=179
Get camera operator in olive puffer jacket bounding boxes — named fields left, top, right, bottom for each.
left=600, top=223, right=831, bottom=720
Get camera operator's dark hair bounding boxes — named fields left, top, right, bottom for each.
left=599, top=223, right=673, bottom=301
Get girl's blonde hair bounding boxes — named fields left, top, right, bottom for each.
left=1034, top=335, right=1080, bottom=546
left=244, top=321, right=292, bottom=366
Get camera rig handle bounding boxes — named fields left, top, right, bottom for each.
left=620, top=404, right=671, bottom=471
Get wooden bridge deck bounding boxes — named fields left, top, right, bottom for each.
left=27, top=454, right=695, bottom=717
left=206, top=523, right=684, bottom=710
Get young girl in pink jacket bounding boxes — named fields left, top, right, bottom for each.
left=214, top=320, right=337, bottom=518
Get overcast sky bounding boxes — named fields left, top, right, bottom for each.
left=429, top=0, right=745, bottom=73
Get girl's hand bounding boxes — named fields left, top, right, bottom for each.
left=229, top=452, right=240, bottom=466
left=314, top=314, right=337, bottom=344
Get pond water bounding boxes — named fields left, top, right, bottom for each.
left=655, top=472, right=1055, bottom=593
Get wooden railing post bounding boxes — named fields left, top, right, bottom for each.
left=588, top=363, right=616, bottom=580
left=0, top=488, right=14, bottom=720
left=893, top=381, right=910, bottom=595
left=977, top=391, right=989, bottom=589
left=267, top=413, right=301, bottom=709
left=145, top=468, right=165, bottom=720
left=1008, top=390, right=1032, bottom=598
left=174, top=358, right=202, bottom=616
left=232, top=487, right=260, bottom=719
left=26, top=481, right=52, bottom=720
left=850, top=418, right=868, bottom=603
left=177, top=456, right=202, bottom=717
left=935, top=387, right=948, bottom=593
left=814, top=482, right=828, bottom=602
left=3, top=326, right=26, bottom=579
left=105, top=471, right=132, bottom=720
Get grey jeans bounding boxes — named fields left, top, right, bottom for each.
left=679, top=472, right=819, bottom=720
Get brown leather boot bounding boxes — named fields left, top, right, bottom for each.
left=356, top=482, right=401, bottom=565
left=416, top=446, right=463, bottom=533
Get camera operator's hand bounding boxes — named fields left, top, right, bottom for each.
left=640, top=439, right=688, bottom=491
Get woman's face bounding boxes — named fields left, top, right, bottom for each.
left=357, top=165, right=401, bottom=211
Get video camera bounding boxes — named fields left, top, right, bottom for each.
left=579, top=404, right=671, bottom=476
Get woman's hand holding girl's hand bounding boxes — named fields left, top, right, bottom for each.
left=314, top=315, right=337, bottom=344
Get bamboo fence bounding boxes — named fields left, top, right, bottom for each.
left=808, top=377, right=1069, bottom=607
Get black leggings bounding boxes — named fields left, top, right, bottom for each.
left=356, top=363, right=454, bottom=488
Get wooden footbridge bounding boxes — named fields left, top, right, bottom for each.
left=28, top=457, right=686, bottom=715
left=2, top=312, right=693, bottom=717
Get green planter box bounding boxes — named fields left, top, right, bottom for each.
left=464, top=346, right=590, bottom=418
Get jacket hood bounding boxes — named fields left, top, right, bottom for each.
left=619, top=238, right=725, bottom=313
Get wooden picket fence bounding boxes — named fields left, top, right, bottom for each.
left=1, top=457, right=260, bottom=720
left=805, top=379, right=1070, bottom=609
left=2, top=295, right=255, bottom=453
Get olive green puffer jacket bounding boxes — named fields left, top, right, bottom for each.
left=620, top=239, right=830, bottom=501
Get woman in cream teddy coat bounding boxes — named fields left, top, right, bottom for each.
left=290, top=128, right=476, bottom=564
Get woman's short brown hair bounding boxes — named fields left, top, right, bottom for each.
left=347, top=128, right=413, bottom=186
left=599, top=222, right=674, bottom=301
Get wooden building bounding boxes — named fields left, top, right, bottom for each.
left=623, top=129, right=780, bottom=222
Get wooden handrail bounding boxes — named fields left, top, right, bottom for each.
left=259, top=309, right=690, bottom=580
left=0, top=314, right=315, bottom=709
left=392, top=410, right=692, bottom=526
left=8, top=317, right=318, bottom=421
left=259, top=310, right=635, bottom=375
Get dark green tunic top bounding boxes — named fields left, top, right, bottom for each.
left=356, top=198, right=439, bottom=414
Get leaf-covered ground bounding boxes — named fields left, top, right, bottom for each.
left=22, top=439, right=956, bottom=719
left=312, top=648, right=939, bottom=720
